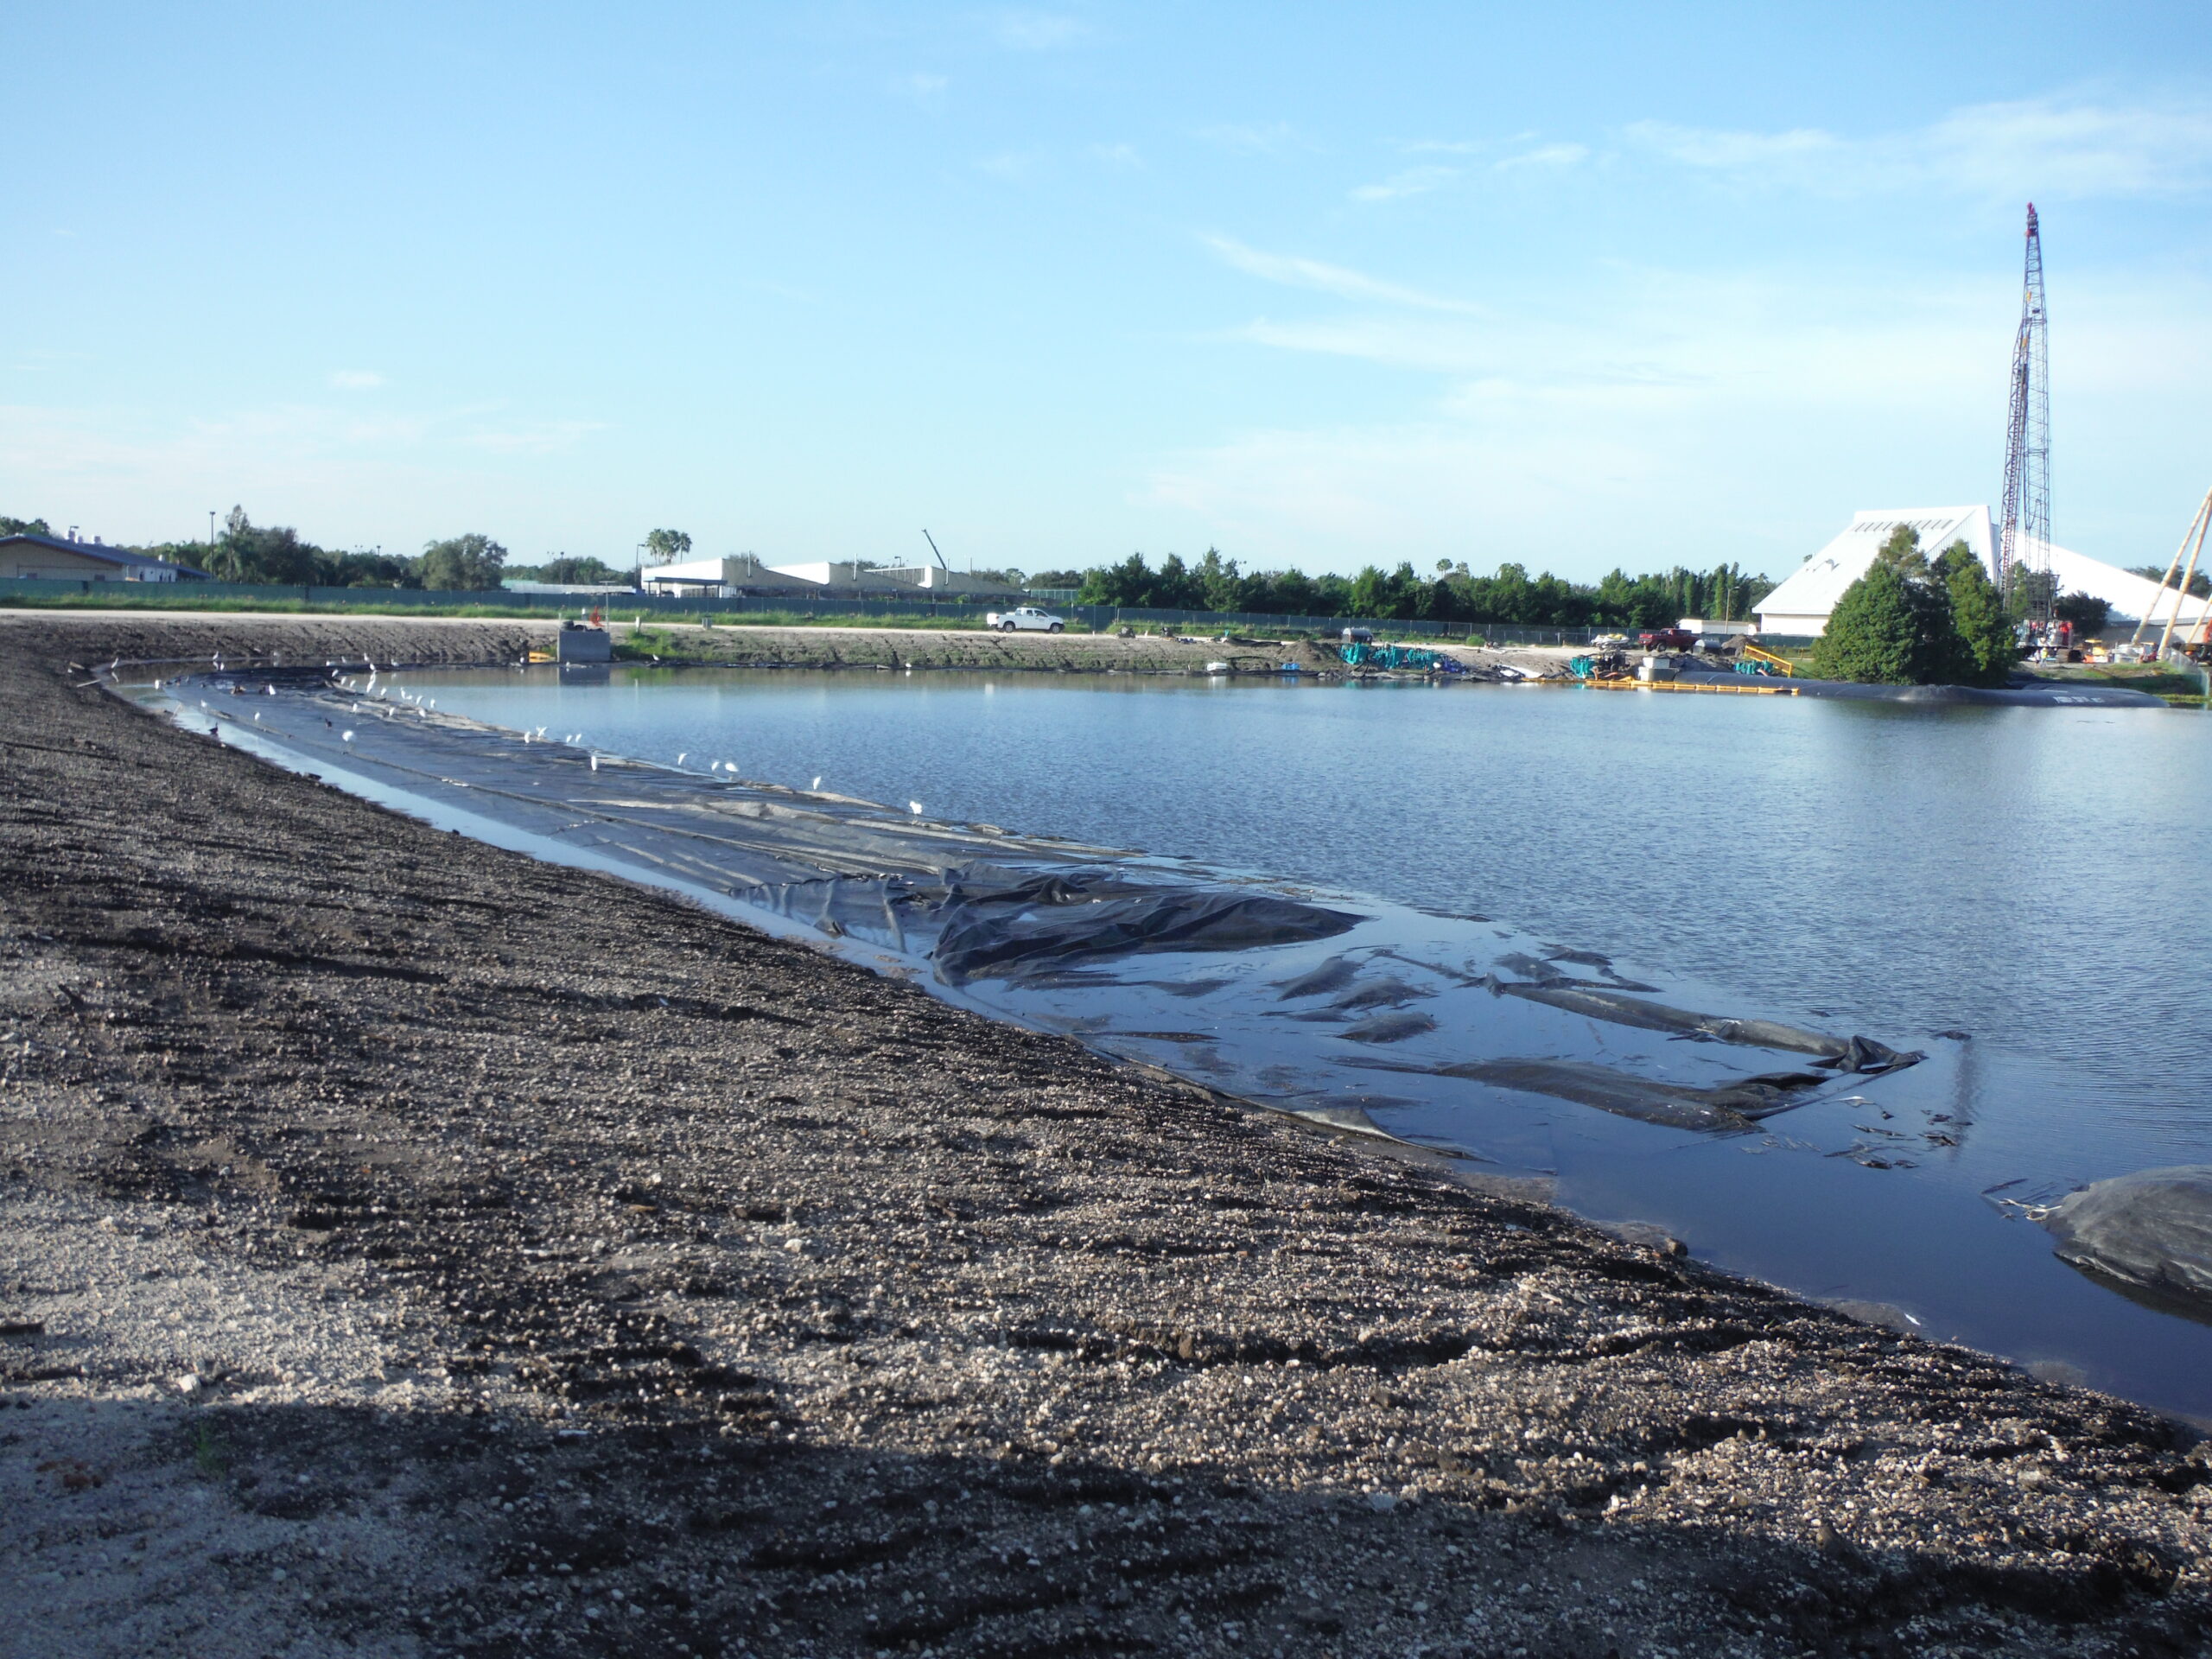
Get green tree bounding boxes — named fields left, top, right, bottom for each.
left=329, top=550, right=421, bottom=588
left=2054, top=591, right=2110, bottom=636
left=201, top=506, right=325, bottom=584
left=1193, top=547, right=1244, bottom=613
left=418, top=533, right=507, bottom=590
left=1936, top=542, right=2017, bottom=687
left=644, top=529, right=692, bottom=565
left=1872, top=524, right=1931, bottom=579
left=2127, top=563, right=2211, bottom=599
left=1814, top=563, right=1929, bottom=683
left=2005, top=566, right=2056, bottom=622
left=531, top=555, right=629, bottom=585
left=1, top=514, right=53, bottom=536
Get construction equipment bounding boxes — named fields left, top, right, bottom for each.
left=1737, top=643, right=1796, bottom=677
left=1567, top=652, right=1631, bottom=682
left=2128, top=485, right=2212, bottom=660
left=1341, top=642, right=1451, bottom=672
left=1997, top=204, right=2053, bottom=623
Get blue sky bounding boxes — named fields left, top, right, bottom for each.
left=5, top=3, right=2209, bottom=580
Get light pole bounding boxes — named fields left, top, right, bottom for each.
left=208, top=511, right=217, bottom=552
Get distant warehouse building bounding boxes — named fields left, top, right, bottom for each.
left=639, top=556, right=815, bottom=598
left=639, top=556, right=1021, bottom=600
left=766, top=562, right=1019, bottom=597
left=1755, top=505, right=2212, bottom=637
left=0, top=531, right=204, bottom=582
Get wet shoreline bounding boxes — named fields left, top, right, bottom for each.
left=3, top=615, right=2209, bottom=1659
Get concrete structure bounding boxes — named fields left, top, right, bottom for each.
left=638, top=556, right=810, bottom=597
left=766, top=562, right=1018, bottom=596
left=870, top=564, right=1020, bottom=596
left=555, top=622, right=613, bottom=664
left=0, top=531, right=203, bottom=582
left=1755, top=505, right=2212, bottom=637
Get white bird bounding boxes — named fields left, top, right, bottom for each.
left=677, top=753, right=687, bottom=766
left=909, top=801, right=924, bottom=815
left=589, top=755, right=600, bottom=772
left=724, top=760, right=737, bottom=773
left=811, top=776, right=822, bottom=790
left=341, top=730, right=354, bottom=742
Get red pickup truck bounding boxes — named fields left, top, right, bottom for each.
left=1637, top=627, right=1696, bottom=651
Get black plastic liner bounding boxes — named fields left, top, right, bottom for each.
left=146, top=668, right=1929, bottom=1165
left=2043, top=1166, right=2212, bottom=1315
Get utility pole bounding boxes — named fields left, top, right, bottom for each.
left=208, top=509, right=218, bottom=550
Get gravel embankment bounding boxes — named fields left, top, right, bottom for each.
left=1, top=615, right=2206, bottom=1659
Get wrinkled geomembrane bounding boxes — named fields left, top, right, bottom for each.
left=151, top=671, right=1924, bottom=1157
left=2043, top=1166, right=2212, bottom=1316
left=932, top=887, right=1361, bottom=983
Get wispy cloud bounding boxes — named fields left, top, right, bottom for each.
left=988, top=10, right=1088, bottom=50
left=1204, top=235, right=1485, bottom=315
left=461, top=419, right=607, bottom=455
left=1627, top=123, right=1835, bottom=172
left=1197, top=121, right=1301, bottom=156
left=1626, top=93, right=2212, bottom=199
left=898, top=71, right=949, bottom=104
left=329, top=370, right=385, bottom=391
left=1088, top=141, right=1141, bottom=169
left=1496, top=142, right=1588, bottom=172
left=976, top=149, right=1046, bottom=181
left=1350, top=164, right=1458, bottom=202
left=1157, top=249, right=2212, bottom=574
left=1924, top=95, right=2212, bottom=196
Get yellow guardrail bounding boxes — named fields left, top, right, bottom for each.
left=1739, top=643, right=1796, bottom=677
left=1585, top=678, right=1795, bottom=696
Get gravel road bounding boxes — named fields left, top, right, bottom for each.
left=2, top=614, right=2207, bottom=1659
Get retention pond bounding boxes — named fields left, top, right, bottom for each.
left=149, top=662, right=2212, bottom=1423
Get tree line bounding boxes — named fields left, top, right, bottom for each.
left=3, top=506, right=700, bottom=591
left=1064, top=549, right=1775, bottom=628
left=135, top=510, right=514, bottom=589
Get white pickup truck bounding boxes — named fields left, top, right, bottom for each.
left=985, top=606, right=1066, bottom=633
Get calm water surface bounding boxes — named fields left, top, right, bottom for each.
left=397, top=665, right=2212, bottom=1415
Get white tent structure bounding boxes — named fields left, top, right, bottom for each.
left=1755, top=505, right=2212, bottom=638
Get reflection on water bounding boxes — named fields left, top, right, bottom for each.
left=213, top=665, right=2212, bottom=1421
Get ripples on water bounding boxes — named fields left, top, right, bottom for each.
left=378, top=666, right=2212, bottom=1415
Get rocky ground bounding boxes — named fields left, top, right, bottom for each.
left=1, top=613, right=2208, bottom=1659
left=10, top=609, right=1578, bottom=679
left=613, top=620, right=1565, bottom=678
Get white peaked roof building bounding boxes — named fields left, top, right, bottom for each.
left=1756, top=505, right=2212, bottom=637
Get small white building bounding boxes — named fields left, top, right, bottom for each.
left=0, top=531, right=202, bottom=582
left=1755, top=505, right=2212, bottom=637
